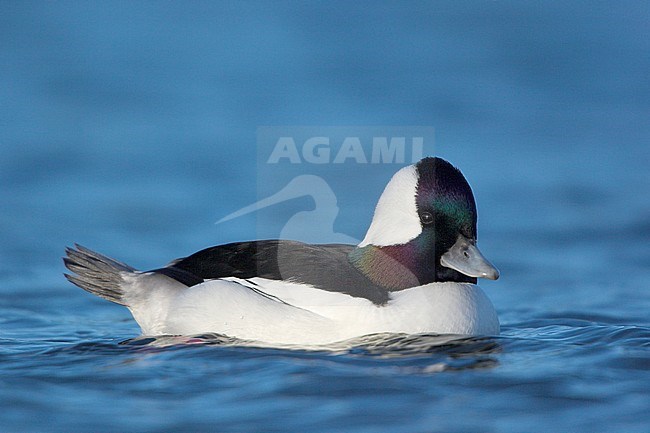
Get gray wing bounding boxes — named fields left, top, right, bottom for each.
left=152, top=240, right=390, bottom=305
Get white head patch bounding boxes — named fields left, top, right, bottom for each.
left=358, top=164, right=421, bottom=247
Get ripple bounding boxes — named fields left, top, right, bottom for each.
left=504, top=318, right=650, bottom=347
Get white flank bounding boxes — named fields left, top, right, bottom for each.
left=121, top=275, right=500, bottom=346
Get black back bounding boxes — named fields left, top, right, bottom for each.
left=152, top=240, right=391, bottom=305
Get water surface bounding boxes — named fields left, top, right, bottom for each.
left=1, top=2, right=649, bottom=432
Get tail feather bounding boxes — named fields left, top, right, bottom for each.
left=63, top=244, right=137, bottom=306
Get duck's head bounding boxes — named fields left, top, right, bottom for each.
left=351, top=157, right=499, bottom=289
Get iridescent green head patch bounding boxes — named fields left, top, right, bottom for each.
left=415, top=157, right=477, bottom=239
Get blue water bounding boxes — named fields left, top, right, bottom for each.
left=2, top=2, right=650, bottom=432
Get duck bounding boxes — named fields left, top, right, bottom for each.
left=63, top=157, right=500, bottom=346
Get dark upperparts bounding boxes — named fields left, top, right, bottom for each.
left=153, top=237, right=474, bottom=308
left=152, top=240, right=394, bottom=305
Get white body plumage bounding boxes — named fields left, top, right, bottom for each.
left=124, top=273, right=499, bottom=345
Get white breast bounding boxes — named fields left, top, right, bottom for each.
left=127, top=276, right=499, bottom=346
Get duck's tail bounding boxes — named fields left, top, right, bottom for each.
left=63, top=244, right=138, bottom=306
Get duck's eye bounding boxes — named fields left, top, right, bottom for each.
left=420, top=211, right=434, bottom=225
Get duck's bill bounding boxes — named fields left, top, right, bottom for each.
left=440, top=235, right=500, bottom=280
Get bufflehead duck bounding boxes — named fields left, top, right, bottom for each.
left=64, top=157, right=499, bottom=345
